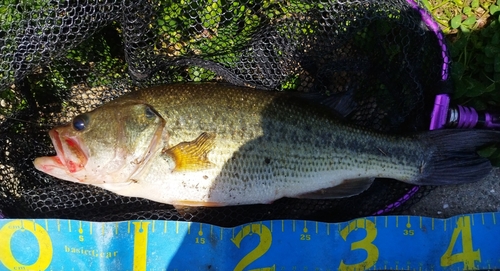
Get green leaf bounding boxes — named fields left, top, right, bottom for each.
left=484, top=45, right=500, bottom=57
left=478, top=146, right=497, bottom=158
left=451, top=61, right=466, bottom=79
left=462, top=16, right=476, bottom=26
left=469, top=98, right=488, bottom=111
left=451, top=15, right=463, bottom=29
left=472, top=0, right=479, bottom=9
left=492, top=32, right=500, bottom=45
left=485, top=63, right=494, bottom=73
left=421, top=0, right=432, bottom=12
left=464, top=78, right=488, bottom=97
left=485, top=83, right=496, bottom=93
left=466, top=88, right=486, bottom=97
left=452, top=81, right=468, bottom=99
left=459, top=24, right=471, bottom=33
left=490, top=156, right=500, bottom=168
left=463, top=6, right=472, bottom=16
left=495, top=56, right=500, bottom=72
left=490, top=4, right=500, bottom=15
left=449, top=37, right=467, bottom=58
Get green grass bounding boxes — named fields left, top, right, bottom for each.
left=425, top=0, right=500, bottom=101
left=425, top=0, right=500, bottom=165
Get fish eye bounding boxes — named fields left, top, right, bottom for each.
left=72, top=114, right=89, bottom=131
left=145, top=105, right=157, bottom=119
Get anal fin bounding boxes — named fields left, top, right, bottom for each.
left=296, top=178, right=374, bottom=199
left=173, top=200, right=226, bottom=207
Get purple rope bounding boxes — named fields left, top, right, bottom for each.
left=372, top=186, right=421, bottom=215
left=374, top=0, right=450, bottom=215
left=406, top=0, right=450, bottom=81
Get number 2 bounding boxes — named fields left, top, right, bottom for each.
left=231, top=224, right=275, bottom=271
left=300, top=234, right=311, bottom=241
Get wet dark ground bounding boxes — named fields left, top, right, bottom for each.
left=401, top=167, right=500, bottom=217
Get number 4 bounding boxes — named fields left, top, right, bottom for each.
left=441, top=216, right=481, bottom=269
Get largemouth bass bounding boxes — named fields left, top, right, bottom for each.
left=34, top=83, right=499, bottom=206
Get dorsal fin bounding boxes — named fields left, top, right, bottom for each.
left=319, top=90, right=357, bottom=118
left=300, top=90, right=357, bottom=118
left=295, top=178, right=374, bottom=199
left=162, top=132, right=216, bottom=172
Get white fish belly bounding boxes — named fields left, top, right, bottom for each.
left=98, top=150, right=419, bottom=206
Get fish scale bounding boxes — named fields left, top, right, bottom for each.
left=34, top=83, right=500, bottom=206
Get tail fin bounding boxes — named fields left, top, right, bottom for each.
left=416, top=129, right=499, bottom=185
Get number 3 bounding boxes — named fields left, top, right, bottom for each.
left=339, top=219, right=379, bottom=271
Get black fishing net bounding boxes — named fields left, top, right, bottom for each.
left=0, top=0, right=444, bottom=226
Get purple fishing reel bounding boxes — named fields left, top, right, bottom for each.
left=409, top=0, right=500, bottom=131
left=430, top=94, right=500, bottom=130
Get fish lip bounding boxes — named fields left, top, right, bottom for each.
left=48, top=128, right=88, bottom=173
left=48, top=129, right=66, bottom=167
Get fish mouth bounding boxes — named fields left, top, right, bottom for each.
left=50, top=129, right=89, bottom=173
left=34, top=128, right=88, bottom=179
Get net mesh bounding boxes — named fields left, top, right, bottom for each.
left=0, top=0, right=443, bottom=226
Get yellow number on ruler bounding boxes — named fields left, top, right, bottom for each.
left=300, top=234, right=311, bottom=241
left=0, top=220, right=53, bottom=270
left=339, top=219, right=379, bottom=271
left=440, top=216, right=481, bottom=269
left=231, top=224, right=275, bottom=271
left=132, top=222, right=150, bottom=271
left=403, top=230, right=414, bottom=236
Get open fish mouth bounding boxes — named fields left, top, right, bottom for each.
left=34, top=129, right=88, bottom=181
left=51, top=129, right=89, bottom=173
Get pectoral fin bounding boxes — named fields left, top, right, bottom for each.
left=163, top=132, right=216, bottom=172
left=295, top=178, right=374, bottom=199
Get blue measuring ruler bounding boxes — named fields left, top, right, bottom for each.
left=1, top=212, right=499, bottom=270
